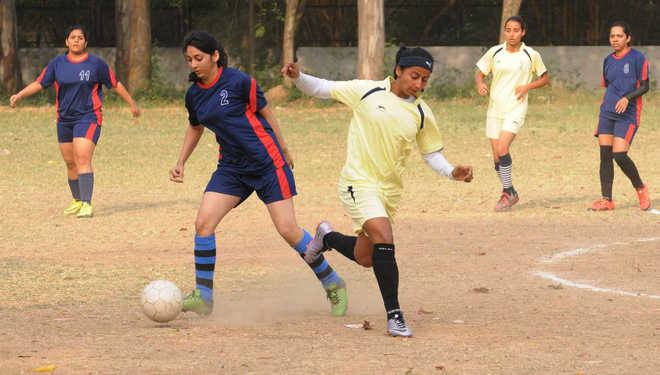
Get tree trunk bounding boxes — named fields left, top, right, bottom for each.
left=498, top=0, right=523, bottom=44
left=282, top=0, right=305, bottom=87
left=0, top=0, right=21, bottom=93
left=116, top=0, right=151, bottom=94
left=248, top=0, right=255, bottom=77
left=357, top=0, right=384, bottom=80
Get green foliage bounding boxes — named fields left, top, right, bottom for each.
left=424, top=68, right=477, bottom=99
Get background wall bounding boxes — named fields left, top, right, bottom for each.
left=19, top=46, right=660, bottom=92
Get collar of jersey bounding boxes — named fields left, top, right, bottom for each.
left=66, top=52, right=89, bottom=63
left=197, top=66, right=224, bottom=89
left=502, top=42, right=526, bottom=54
left=612, top=47, right=631, bottom=60
left=387, top=76, right=423, bottom=102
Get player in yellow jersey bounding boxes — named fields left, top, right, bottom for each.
left=282, top=46, right=473, bottom=337
left=475, top=16, right=549, bottom=211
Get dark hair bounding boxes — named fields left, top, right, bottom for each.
left=183, top=30, right=228, bottom=83
left=610, top=20, right=632, bottom=45
left=393, top=45, right=434, bottom=79
left=64, top=25, right=88, bottom=52
left=504, top=15, right=526, bottom=31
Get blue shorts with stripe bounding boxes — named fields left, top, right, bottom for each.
left=57, top=115, right=102, bottom=144
left=205, top=164, right=297, bottom=205
left=595, top=114, right=639, bottom=144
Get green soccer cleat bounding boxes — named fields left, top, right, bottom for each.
left=182, top=289, right=213, bottom=315
left=76, top=202, right=94, bottom=218
left=64, top=199, right=83, bottom=215
left=324, top=278, right=348, bottom=317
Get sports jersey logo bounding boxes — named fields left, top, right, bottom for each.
left=377, top=105, right=386, bottom=112
left=623, top=63, right=630, bottom=74
left=219, top=89, right=229, bottom=105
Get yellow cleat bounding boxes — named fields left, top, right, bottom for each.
left=76, top=202, right=94, bottom=218
left=63, top=199, right=83, bottom=215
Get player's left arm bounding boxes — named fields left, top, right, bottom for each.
left=515, top=50, right=550, bottom=100
left=259, top=105, right=294, bottom=169
left=615, top=58, right=650, bottom=114
left=114, top=82, right=141, bottom=118
left=421, top=150, right=473, bottom=182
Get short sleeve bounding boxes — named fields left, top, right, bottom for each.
left=185, top=90, right=200, bottom=126
left=531, top=51, right=548, bottom=76
left=638, top=55, right=649, bottom=81
left=330, top=79, right=380, bottom=108
left=36, top=61, right=56, bottom=88
left=415, top=102, right=444, bottom=155
left=475, top=48, right=495, bottom=75
left=97, top=59, right=118, bottom=89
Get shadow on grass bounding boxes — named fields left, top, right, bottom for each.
left=95, top=198, right=199, bottom=217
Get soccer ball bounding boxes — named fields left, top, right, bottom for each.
left=141, top=280, right=183, bottom=323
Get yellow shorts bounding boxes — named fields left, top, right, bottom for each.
left=338, top=184, right=399, bottom=234
left=486, top=115, right=525, bottom=139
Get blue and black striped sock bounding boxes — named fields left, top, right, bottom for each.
left=194, top=234, right=216, bottom=302
left=294, top=230, right=341, bottom=287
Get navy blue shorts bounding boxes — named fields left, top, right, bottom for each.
left=57, top=116, right=102, bottom=144
left=205, top=165, right=297, bottom=205
left=595, top=115, right=639, bottom=144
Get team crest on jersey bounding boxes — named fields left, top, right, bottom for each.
left=377, top=105, right=386, bottom=112
left=623, top=63, right=630, bottom=74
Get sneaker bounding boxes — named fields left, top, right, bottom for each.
left=324, top=278, right=347, bottom=317
left=387, top=309, right=412, bottom=337
left=182, top=289, right=213, bottom=315
left=63, top=199, right=83, bottom=215
left=636, top=184, right=651, bottom=211
left=588, top=198, right=615, bottom=211
left=494, top=192, right=519, bottom=211
left=76, top=202, right=94, bottom=218
left=304, top=221, right=333, bottom=263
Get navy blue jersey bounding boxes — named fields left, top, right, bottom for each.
left=600, top=48, right=649, bottom=121
left=37, top=53, right=117, bottom=123
left=185, top=67, right=286, bottom=174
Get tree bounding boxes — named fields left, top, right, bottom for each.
left=0, top=0, right=21, bottom=93
left=282, top=0, right=306, bottom=87
left=115, top=0, right=151, bottom=94
left=357, top=0, right=384, bottom=80
left=499, top=0, right=523, bottom=43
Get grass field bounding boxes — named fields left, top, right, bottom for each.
left=1, top=89, right=659, bottom=374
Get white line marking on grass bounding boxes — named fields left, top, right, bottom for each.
left=535, top=237, right=660, bottom=299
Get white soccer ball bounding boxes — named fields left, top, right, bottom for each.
left=141, top=280, right=183, bottom=323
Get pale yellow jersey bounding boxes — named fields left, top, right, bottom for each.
left=330, top=77, right=444, bottom=200
left=476, top=43, right=547, bottom=120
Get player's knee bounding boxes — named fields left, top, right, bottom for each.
left=612, top=151, right=629, bottom=163
left=356, top=254, right=373, bottom=268
left=195, top=217, right=215, bottom=237
left=275, top=222, right=299, bottom=243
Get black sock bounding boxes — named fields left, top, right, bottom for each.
left=599, top=145, right=614, bottom=200
left=324, top=231, right=357, bottom=261
left=613, top=151, right=644, bottom=190
left=68, top=178, right=80, bottom=201
left=78, top=172, right=94, bottom=204
left=372, top=243, right=399, bottom=313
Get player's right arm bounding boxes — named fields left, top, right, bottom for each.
left=169, top=124, right=204, bottom=183
left=9, top=81, right=44, bottom=107
left=282, top=62, right=333, bottom=99
left=475, top=70, right=489, bottom=96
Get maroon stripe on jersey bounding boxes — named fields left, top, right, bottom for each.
left=642, top=60, right=648, bottom=80
left=85, top=123, right=98, bottom=141
left=54, top=81, right=60, bottom=120
left=275, top=167, right=292, bottom=200
left=624, top=124, right=635, bottom=143
left=245, top=105, right=285, bottom=169
left=249, top=78, right=257, bottom=112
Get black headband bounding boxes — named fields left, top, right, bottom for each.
left=398, top=55, right=433, bottom=72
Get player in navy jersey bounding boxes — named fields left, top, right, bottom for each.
left=9, top=25, right=140, bottom=218
left=589, top=21, right=651, bottom=211
left=169, top=31, right=347, bottom=316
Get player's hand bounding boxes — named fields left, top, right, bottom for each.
left=282, top=148, right=294, bottom=169
left=9, top=94, right=21, bottom=107
left=477, top=82, right=489, bottom=96
left=615, top=97, right=629, bottom=114
left=281, top=62, right=300, bottom=79
left=514, top=85, right=529, bottom=100
left=131, top=103, right=141, bottom=118
left=452, top=165, right=473, bottom=183
left=169, top=165, right=184, bottom=183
